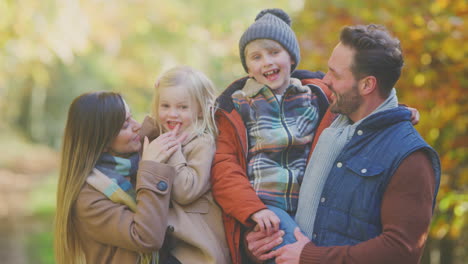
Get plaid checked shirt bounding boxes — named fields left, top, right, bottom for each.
left=232, top=78, right=321, bottom=214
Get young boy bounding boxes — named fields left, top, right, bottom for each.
left=210, top=8, right=330, bottom=264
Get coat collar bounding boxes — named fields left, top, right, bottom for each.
left=232, top=77, right=308, bottom=99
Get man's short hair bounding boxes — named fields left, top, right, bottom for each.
left=340, top=24, right=404, bottom=97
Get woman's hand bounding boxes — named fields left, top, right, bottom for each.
left=141, top=124, right=187, bottom=163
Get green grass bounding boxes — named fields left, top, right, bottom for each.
left=26, top=172, right=57, bottom=264
left=27, top=223, right=55, bottom=264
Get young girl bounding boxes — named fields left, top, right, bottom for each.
left=54, top=91, right=182, bottom=264
left=140, top=66, right=231, bottom=264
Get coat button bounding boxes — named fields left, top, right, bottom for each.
left=357, top=130, right=363, bottom=136
left=361, top=168, right=367, bottom=174
left=320, top=197, right=326, bottom=203
left=168, top=225, right=175, bottom=232
left=157, top=181, right=168, bottom=191
left=337, top=162, right=343, bottom=168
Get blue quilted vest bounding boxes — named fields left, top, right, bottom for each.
left=311, top=107, right=441, bottom=246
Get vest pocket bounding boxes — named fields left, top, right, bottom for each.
left=344, top=156, right=385, bottom=177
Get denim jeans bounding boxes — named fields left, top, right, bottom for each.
left=265, top=205, right=299, bottom=263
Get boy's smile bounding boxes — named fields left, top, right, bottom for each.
left=245, top=39, right=294, bottom=95
left=264, top=69, right=281, bottom=81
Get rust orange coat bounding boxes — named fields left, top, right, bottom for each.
left=211, top=70, right=332, bottom=264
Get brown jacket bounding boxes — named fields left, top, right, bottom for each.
left=166, top=132, right=231, bottom=264
left=140, top=117, right=231, bottom=264
left=75, top=160, right=175, bottom=264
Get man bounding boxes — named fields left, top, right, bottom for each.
left=245, top=24, right=441, bottom=264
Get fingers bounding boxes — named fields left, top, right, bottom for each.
left=253, top=231, right=283, bottom=260
left=163, top=138, right=179, bottom=151
left=141, top=137, right=150, bottom=161
left=260, top=250, right=278, bottom=261
left=258, top=219, right=266, bottom=233
left=294, top=227, right=307, bottom=242
left=264, top=211, right=280, bottom=235
left=171, top=123, right=181, bottom=136
left=246, top=229, right=283, bottom=260
left=413, top=110, right=420, bottom=125
left=408, top=107, right=420, bottom=125
left=166, top=141, right=180, bottom=156
left=265, top=218, right=273, bottom=235
left=271, top=215, right=280, bottom=233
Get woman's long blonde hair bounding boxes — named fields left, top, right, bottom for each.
left=54, top=92, right=126, bottom=264
left=152, top=66, right=218, bottom=139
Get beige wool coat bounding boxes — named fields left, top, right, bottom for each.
left=165, top=132, right=231, bottom=264
left=74, top=160, right=175, bottom=264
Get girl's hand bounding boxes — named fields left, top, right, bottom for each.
left=251, top=209, right=280, bottom=236
left=141, top=124, right=187, bottom=163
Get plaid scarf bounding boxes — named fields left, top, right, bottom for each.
left=87, top=152, right=158, bottom=264
left=94, top=152, right=139, bottom=200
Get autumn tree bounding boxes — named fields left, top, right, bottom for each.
left=294, top=1, right=467, bottom=263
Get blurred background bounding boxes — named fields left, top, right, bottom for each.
left=0, top=0, right=466, bottom=263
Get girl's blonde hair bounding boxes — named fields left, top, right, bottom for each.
left=153, top=66, right=218, bottom=139
left=54, top=92, right=126, bottom=264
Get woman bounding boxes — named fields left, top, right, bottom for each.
left=54, top=91, right=183, bottom=264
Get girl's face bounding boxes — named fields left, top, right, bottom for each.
left=108, top=100, right=142, bottom=156
left=157, top=85, right=200, bottom=134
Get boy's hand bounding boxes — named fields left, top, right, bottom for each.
left=251, top=209, right=280, bottom=235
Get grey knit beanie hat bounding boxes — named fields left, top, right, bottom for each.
left=239, top=8, right=300, bottom=73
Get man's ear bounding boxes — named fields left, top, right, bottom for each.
left=360, top=76, right=377, bottom=96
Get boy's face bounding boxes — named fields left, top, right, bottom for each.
left=245, top=39, right=294, bottom=95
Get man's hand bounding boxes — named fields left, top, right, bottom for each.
left=245, top=228, right=284, bottom=262
left=272, top=227, right=310, bottom=264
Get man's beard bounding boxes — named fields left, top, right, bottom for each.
left=329, top=83, right=362, bottom=116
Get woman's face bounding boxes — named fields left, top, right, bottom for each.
left=107, top=100, right=142, bottom=157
